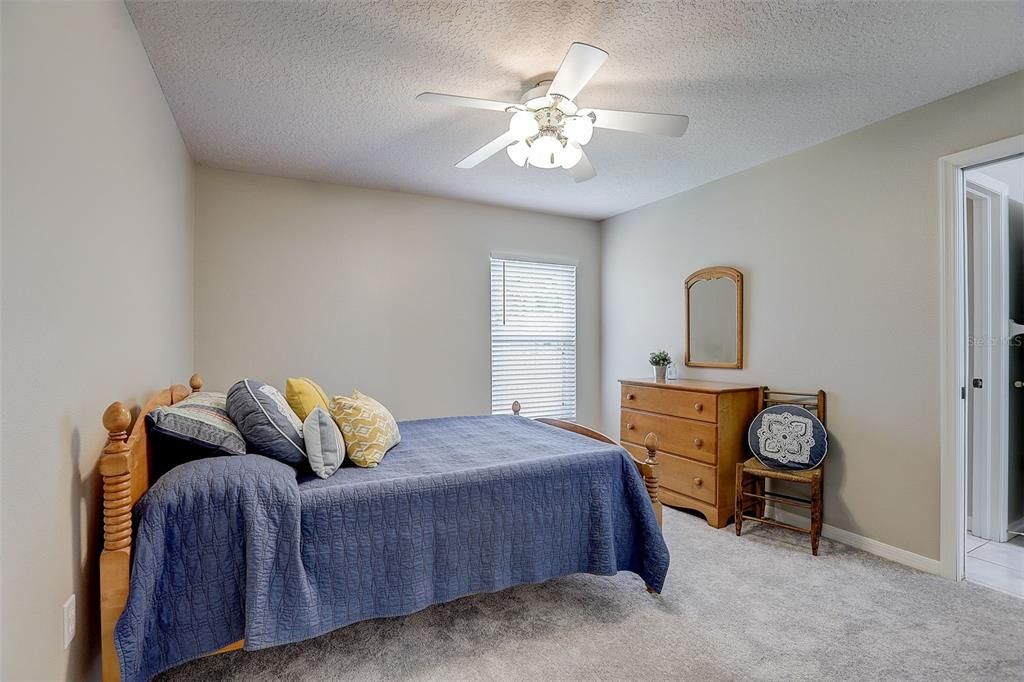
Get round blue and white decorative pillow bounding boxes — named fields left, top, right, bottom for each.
left=748, top=405, right=828, bottom=471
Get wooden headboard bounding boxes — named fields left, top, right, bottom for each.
left=98, top=372, right=203, bottom=681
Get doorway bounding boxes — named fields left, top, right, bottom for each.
left=939, top=135, right=1024, bottom=592
left=964, top=155, right=1023, bottom=597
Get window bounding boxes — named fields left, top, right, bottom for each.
left=490, top=256, right=576, bottom=420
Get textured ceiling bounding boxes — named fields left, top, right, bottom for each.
left=127, top=1, right=1024, bottom=220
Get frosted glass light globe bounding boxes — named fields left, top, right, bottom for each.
left=527, top=135, right=563, bottom=169
left=559, top=142, right=583, bottom=169
left=562, top=115, right=593, bottom=145
left=506, top=141, right=529, bottom=167
left=509, top=110, right=540, bottom=139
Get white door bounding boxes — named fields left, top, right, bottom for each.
left=967, top=171, right=1010, bottom=542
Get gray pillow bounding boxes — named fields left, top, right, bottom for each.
left=226, top=379, right=306, bottom=466
left=302, top=406, right=345, bottom=478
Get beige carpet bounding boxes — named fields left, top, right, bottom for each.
left=159, top=507, right=1024, bottom=681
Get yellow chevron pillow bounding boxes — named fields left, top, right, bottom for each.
left=330, top=390, right=400, bottom=468
left=285, top=377, right=330, bottom=421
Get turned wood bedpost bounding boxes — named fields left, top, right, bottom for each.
left=99, top=402, right=133, bottom=682
left=642, top=433, right=663, bottom=527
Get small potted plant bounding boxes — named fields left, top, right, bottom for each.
left=649, top=350, right=672, bottom=381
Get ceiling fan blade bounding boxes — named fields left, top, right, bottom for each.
left=456, top=131, right=519, bottom=169
left=587, top=108, right=689, bottom=137
left=567, top=151, right=596, bottom=183
left=416, top=92, right=519, bottom=113
left=546, top=43, right=608, bottom=102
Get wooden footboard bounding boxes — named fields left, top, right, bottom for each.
left=512, top=401, right=663, bottom=526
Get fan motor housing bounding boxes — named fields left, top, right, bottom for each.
left=521, top=80, right=579, bottom=115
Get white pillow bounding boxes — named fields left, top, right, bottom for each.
left=302, top=406, right=345, bottom=478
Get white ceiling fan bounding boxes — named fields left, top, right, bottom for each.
left=416, top=42, right=689, bottom=183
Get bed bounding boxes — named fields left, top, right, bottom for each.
left=98, top=374, right=668, bottom=682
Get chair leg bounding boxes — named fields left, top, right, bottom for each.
left=810, top=476, right=823, bottom=556
left=734, top=464, right=744, bottom=536
left=754, top=477, right=766, bottom=518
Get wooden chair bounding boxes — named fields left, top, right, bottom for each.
left=735, top=388, right=827, bottom=555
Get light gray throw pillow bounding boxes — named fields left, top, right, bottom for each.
left=303, top=406, right=345, bottom=478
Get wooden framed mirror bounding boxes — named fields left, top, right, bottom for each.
left=685, top=266, right=743, bottom=369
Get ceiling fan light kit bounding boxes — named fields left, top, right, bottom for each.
left=502, top=86, right=595, bottom=170
left=416, top=42, right=689, bottom=183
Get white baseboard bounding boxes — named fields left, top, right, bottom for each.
left=768, top=508, right=943, bottom=575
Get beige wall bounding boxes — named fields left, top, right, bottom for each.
left=194, top=167, right=602, bottom=426
left=601, top=70, right=1024, bottom=560
left=1, top=2, right=194, bottom=679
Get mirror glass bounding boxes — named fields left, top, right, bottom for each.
left=686, top=268, right=742, bottom=368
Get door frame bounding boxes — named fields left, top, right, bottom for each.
left=939, top=134, right=1024, bottom=580
left=965, top=171, right=1011, bottom=542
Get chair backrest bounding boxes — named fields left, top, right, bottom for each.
left=758, top=387, right=827, bottom=429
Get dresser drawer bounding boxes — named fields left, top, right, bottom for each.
left=620, top=385, right=717, bottom=423
left=622, top=443, right=716, bottom=505
left=620, top=409, right=717, bottom=464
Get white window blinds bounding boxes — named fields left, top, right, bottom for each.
left=490, top=257, right=577, bottom=420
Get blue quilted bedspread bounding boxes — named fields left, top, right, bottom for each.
left=116, top=415, right=669, bottom=681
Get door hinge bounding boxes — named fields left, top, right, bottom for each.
left=961, top=386, right=966, bottom=400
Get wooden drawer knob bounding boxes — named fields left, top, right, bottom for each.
left=626, top=393, right=636, bottom=400
left=694, top=402, right=704, bottom=412
left=626, top=423, right=635, bottom=431
left=693, top=477, right=703, bottom=487
left=693, top=438, right=703, bottom=448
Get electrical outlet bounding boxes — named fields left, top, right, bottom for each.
left=63, top=593, right=76, bottom=649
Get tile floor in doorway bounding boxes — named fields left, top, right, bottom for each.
left=966, top=532, right=1024, bottom=598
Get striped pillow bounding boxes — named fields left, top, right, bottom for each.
left=146, top=392, right=246, bottom=479
left=147, top=392, right=246, bottom=456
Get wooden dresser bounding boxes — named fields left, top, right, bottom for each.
left=619, top=378, right=759, bottom=528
